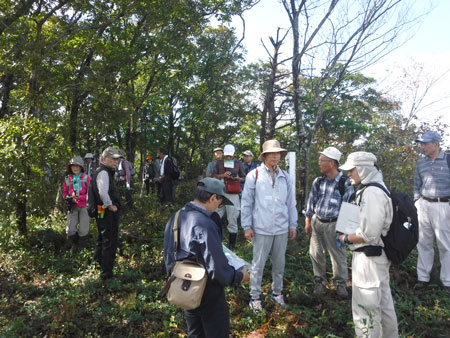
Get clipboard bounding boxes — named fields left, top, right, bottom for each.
left=335, top=202, right=360, bottom=234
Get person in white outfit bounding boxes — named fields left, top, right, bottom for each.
left=338, top=152, right=398, bottom=338
left=241, top=140, right=298, bottom=312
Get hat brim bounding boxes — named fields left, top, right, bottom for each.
left=258, top=149, right=288, bottom=161
left=66, top=164, right=84, bottom=172
left=415, top=138, right=433, bottom=143
left=219, top=195, right=233, bottom=206
left=339, top=163, right=355, bottom=171
left=319, top=152, right=340, bottom=164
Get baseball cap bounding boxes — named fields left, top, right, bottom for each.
left=223, top=144, right=235, bottom=156
left=243, top=150, right=254, bottom=157
left=197, top=178, right=233, bottom=205
left=84, top=153, right=94, bottom=159
left=339, top=152, right=377, bottom=171
left=213, top=147, right=223, bottom=152
left=415, top=131, right=441, bottom=143
left=319, top=147, right=342, bottom=164
left=102, top=147, right=121, bottom=159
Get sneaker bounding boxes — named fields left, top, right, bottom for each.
left=314, top=277, right=326, bottom=295
left=249, top=298, right=262, bottom=312
left=336, top=283, right=349, bottom=298
left=414, top=281, right=429, bottom=291
left=271, top=293, right=286, bottom=308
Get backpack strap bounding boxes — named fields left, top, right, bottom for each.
left=255, top=167, right=258, bottom=182
left=446, top=152, right=450, bottom=170
left=338, top=174, right=348, bottom=196
left=172, top=210, right=182, bottom=255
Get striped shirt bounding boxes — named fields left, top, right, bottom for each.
left=305, top=172, right=354, bottom=219
left=414, top=150, right=450, bottom=200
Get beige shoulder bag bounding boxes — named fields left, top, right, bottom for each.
left=160, top=210, right=207, bottom=310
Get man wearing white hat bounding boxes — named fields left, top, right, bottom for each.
left=305, top=147, right=354, bottom=298
left=213, top=144, right=246, bottom=249
left=241, top=140, right=298, bottom=311
left=337, top=152, right=398, bottom=338
left=414, top=131, right=450, bottom=294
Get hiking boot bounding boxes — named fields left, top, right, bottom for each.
left=336, top=283, right=349, bottom=298
left=414, top=281, right=429, bottom=291
left=314, top=277, right=326, bottom=295
left=249, top=298, right=262, bottom=312
left=271, top=293, right=286, bottom=308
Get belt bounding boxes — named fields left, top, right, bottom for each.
left=422, top=196, right=450, bottom=203
left=316, top=216, right=338, bottom=223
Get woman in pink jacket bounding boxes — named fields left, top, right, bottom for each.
left=63, top=156, right=91, bottom=251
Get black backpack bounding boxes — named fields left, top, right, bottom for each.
left=361, top=183, right=419, bottom=265
left=171, top=158, right=180, bottom=180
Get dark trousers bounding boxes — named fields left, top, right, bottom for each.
left=159, top=178, right=173, bottom=203
left=118, top=181, right=133, bottom=210
left=184, top=283, right=230, bottom=338
left=93, top=209, right=119, bottom=279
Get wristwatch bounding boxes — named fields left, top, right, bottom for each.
left=344, top=234, right=351, bottom=244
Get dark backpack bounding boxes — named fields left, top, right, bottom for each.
left=87, top=176, right=99, bottom=218
left=171, top=158, right=180, bottom=180
left=361, top=183, right=419, bottom=265
left=315, top=174, right=348, bottom=196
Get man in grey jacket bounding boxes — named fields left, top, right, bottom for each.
left=241, top=140, right=298, bottom=312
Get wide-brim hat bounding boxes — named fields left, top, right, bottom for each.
left=197, top=178, right=233, bottom=206
left=339, top=152, right=377, bottom=171
left=258, top=140, right=287, bottom=161
left=66, top=156, right=85, bottom=172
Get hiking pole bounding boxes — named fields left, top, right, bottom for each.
left=140, top=178, right=145, bottom=198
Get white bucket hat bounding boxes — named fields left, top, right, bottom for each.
left=319, top=147, right=342, bottom=164
left=258, top=140, right=287, bottom=161
left=339, top=152, right=377, bottom=171
left=223, top=144, right=235, bottom=156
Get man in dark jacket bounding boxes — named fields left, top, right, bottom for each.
left=164, top=178, right=249, bottom=337
left=154, top=148, right=173, bottom=204
left=91, top=147, right=122, bottom=280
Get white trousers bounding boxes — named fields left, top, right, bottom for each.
left=66, top=206, right=90, bottom=237
left=216, top=193, right=240, bottom=234
left=416, top=198, right=450, bottom=286
left=352, top=251, right=398, bottom=338
left=249, top=232, right=288, bottom=299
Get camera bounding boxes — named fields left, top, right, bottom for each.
left=65, top=196, right=75, bottom=213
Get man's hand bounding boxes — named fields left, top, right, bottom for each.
left=108, top=205, right=118, bottom=212
left=241, top=266, right=250, bottom=283
left=244, top=229, right=254, bottom=241
left=289, top=228, right=297, bottom=240
left=304, top=217, right=312, bottom=236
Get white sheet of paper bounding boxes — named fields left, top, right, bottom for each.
left=224, top=160, right=234, bottom=168
left=222, top=245, right=251, bottom=271
left=335, top=202, right=360, bottom=234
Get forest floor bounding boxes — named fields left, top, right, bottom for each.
left=0, top=180, right=449, bottom=337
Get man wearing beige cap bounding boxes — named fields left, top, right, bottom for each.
left=338, top=152, right=398, bottom=337
left=241, top=140, right=298, bottom=311
left=90, top=147, right=122, bottom=280
left=305, top=147, right=353, bottom=298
